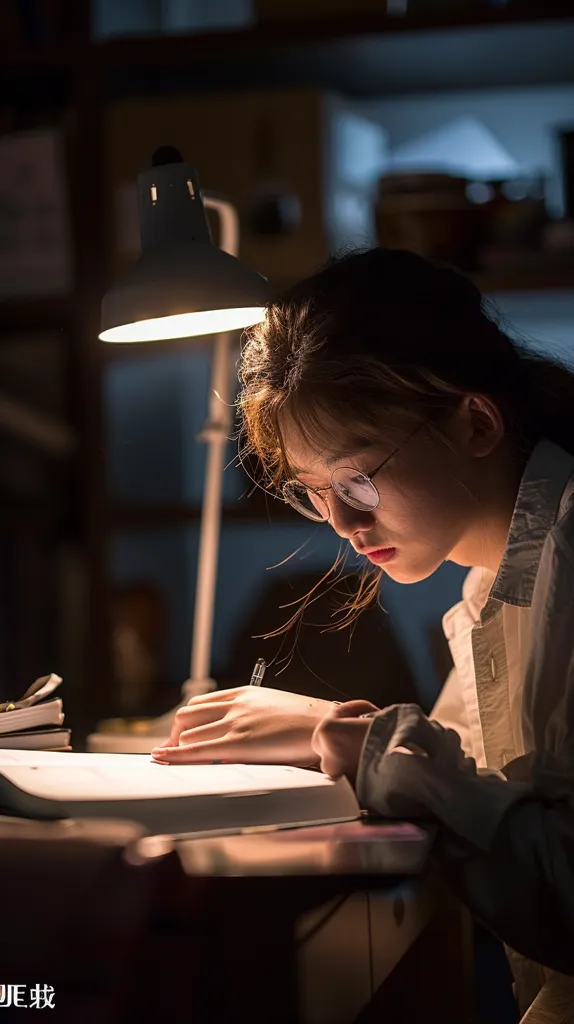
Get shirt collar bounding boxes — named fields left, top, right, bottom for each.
left=484, top=440, right=572, bottom=606
left=489, top=439, right=574, bottom=608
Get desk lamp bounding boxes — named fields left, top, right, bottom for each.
left=92, top=148, right=269, bottom=750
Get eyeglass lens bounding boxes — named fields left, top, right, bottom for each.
left=283, top=482, right=329, bottom=520
left=331, top=467, right=379, bottom=511
left=284, top=468, right=379, bottom=520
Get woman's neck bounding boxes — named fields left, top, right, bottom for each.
left=450, top=443, right=529, bottom=574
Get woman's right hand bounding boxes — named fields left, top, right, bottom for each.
left=151, top=686, right=338, bottom=766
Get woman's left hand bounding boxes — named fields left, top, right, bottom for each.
left=311, top=700, right=379, bottom=783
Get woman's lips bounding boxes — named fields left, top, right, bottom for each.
left=365, top=547, right=397, bottom=565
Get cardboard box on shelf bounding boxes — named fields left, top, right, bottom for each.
left=106, top=88, right=387, bottom=287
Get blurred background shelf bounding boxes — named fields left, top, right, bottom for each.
left=1, top=0, right=574, bottom=736
left=2, top=8, right=574, bottom=95
left=97, top=15, right=574, bottom=97
left=274, top=267, right=574, bottom=296
left=474, top=267, right=574, bottom=292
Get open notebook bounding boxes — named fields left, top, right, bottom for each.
left=0, top=750, right=361, bottom=837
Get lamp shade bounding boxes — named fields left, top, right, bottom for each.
left=100, top=149, right=269, bottom=343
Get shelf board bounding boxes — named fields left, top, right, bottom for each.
left=273, top=267, right=574, bottom=299
left=111, top=499, right=301, bottom=529
left=474, top=266, right=574, bottom=294
left=98, top=10, right=574, bottom=96
left=1, top=7, right=574, bottom=94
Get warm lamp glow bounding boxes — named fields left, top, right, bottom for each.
left=99, top=305, right=266, bottom=343
left=100, top=153, right=269, bottom=347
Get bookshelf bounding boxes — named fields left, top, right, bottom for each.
left=1, top=5, right=573, bottom=92
left=1, top=0, right=573, bottom=730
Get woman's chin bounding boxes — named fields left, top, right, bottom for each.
left=383, top=556, right=443, bottom=585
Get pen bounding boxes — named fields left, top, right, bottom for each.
left=249, top=657, right=267, bottom=687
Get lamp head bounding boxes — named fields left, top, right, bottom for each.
left=100, top=148, right=269, bottom=343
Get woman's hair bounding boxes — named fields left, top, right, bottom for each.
left=237, top=247, right=574, bottom=631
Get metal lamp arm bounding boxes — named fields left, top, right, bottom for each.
left=186, top=193, right=240, bottom=694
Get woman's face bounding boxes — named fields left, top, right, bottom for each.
left=281, top=403, right=501, bottom=583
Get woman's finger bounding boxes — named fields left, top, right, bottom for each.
left=184, top=686, right=248, bottom=706
left=177, top=719, right=229, bottom=746
left=168, top=701, right=230, bottom=745
left=176, top=703, right=230, bottom=729
left=151, top=737, right=245, bottom=764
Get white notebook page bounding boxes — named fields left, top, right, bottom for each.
left=0, top=751, right=337, bottom=802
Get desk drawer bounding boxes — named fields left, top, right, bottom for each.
left=296, top=879, right=433, bottom=1024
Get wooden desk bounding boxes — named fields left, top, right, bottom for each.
left=166, top=823, right=474, bottom=1024
left=0, top=817, right=473, bottom=1024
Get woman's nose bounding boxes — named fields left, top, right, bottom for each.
left=327, top=494, right=375, bottom=539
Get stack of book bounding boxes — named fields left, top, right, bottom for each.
left=0, top=674, right=70, bottom=750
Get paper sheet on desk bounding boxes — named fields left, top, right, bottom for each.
left=0, top=750, right=150, bottom=767
left=0, top=750, right=341, bottom=802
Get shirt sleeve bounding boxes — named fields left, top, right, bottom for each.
left=356, top=703, right=574, bottom=973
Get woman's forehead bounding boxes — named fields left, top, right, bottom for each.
left=281, top=419, right=377, bottom=474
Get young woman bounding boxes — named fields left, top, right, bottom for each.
left=153, top=248, right=574, bottom=1018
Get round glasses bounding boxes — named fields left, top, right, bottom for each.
left=282, top=466, right=383, bottom=521
left=281, top=421, right=427, bottom=523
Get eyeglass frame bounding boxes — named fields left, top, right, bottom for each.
left=281, top=419, right=427, bottom=522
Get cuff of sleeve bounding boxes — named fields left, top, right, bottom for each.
left=357, top=707, right=530, bottom=853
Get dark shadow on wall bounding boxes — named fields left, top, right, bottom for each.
left=219, top=572, right=418, bottom=709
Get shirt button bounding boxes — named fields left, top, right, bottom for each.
left=490, top=656, right=497, bottom=681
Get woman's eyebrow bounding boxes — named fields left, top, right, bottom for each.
left=324, top=445, right=373, bottom=468
left=292, top=466, right=323, bottom=480
left=290, top=445, right=374, bottom=477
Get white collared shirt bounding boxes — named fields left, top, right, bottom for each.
left=356, top=439, right=574, bottom=1020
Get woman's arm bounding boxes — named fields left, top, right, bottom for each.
left=356, top=704, right=574, bottom=974
left=440, top=797, right=574, bottom=975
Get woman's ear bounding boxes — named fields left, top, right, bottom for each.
left=460, top=394, right=505, bottom=458
left=452, top=391, right=501, bottom=456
